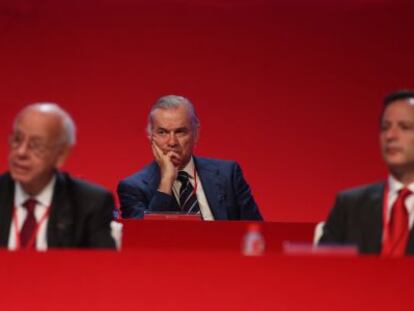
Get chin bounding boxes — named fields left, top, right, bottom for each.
left=171, top=159, right=182, bottom=167
left=383, top=153, right=403, bottom=164
left=10, top=175, right=31, bottom=187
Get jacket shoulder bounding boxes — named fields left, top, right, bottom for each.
left=119, top=162, right=158, bottom=186
left=195, top=157, right=238, bottom=169
left=338, top=182, right=385, bottom=199
left=58, top=172, right=111, bottom=198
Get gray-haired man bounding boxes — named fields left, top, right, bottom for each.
left=117, top=95, right=263, bottom=221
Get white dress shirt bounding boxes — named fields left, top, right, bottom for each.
left=172, top=157, right=214, bottom=220
left=386, top=175, right=414, bottom=230
left=8, top=176, right=56, bottom=251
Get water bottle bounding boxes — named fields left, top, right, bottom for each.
left=242, top=223, right=265, bottom=256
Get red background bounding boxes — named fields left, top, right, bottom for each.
left=0, top=0, right=413, bottom=222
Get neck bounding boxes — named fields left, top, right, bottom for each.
left=21, top=184, right=46, bottom=197
left=178, top=157, right=192, bottom=171
left=20, top=175, right=54, bottom=197
left=390, top=167, right=414, bottom=186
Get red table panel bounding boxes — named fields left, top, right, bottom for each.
left=120, top=220, right=316, bottom=252
left=0, top=250, right=412, bottom=310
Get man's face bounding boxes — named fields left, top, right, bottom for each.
left=150, top=105, right=198, bottom=169
left=8, top=109, right=68, bottom=194
left=380, top=99, right=414, bottom=172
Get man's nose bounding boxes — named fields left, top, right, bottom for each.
left=167, top=133, right=178, bottom=146
left=15, top=140, right=30, bottom=156
left=385, top=126, right=399, bottom=140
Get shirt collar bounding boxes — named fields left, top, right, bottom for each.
left=180, top=157, right=195, bottom=179
left=388, top=175, right=414, bottom=194
left=15, top=175, right=56, bottom=208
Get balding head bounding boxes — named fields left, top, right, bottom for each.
left=14, top=103, right=77, bottom=147
left=8, top=102, right=76, bottom=195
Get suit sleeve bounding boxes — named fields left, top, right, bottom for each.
left=88, top=190, right=116, bottom=249
left=232, top=162, right=263, bottom=220
left=318, top=194, right=347, bottom=244
left=117, top=180, right=177, bottom=218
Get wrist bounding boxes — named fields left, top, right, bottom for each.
left=158, top=176, right=175, bottom=195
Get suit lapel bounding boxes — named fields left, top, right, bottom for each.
left=194, top=157, right=228, bottom=220
left=0, top=174, right=15, bottom=247
left=47, top=172, right=75, bottom=247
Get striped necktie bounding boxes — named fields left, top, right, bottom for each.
left=177, top=171, right=200, bottom=214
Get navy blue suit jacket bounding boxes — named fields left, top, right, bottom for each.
left=117, top=157, right=263, bottom=220
left=319, top=182, right=414, bottom=254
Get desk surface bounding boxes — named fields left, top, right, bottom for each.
left=0, top=250, right=412, bottom=311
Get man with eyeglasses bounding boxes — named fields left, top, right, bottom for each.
left=0, top=103, right=115, bottom=250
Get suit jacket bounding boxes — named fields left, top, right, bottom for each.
left=117, top=157, right=263, bottom=220
left=0, top=172, right=115, bottom=249
left=319, top=182, right=414, bottom=254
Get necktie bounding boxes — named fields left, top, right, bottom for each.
left=20, top=198, right=37, bottom=249
left=382, top=188, right=411, bottom=257
left=177, top=171, right=200, bottom=214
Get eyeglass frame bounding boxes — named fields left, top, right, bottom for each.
left=8, top=132, right=63, bottom=158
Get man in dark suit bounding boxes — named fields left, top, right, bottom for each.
left=117, top=95, right=262, bottom=220
left=1, top=103, right=115, bottom=250
left=320, top=90, right=414, bottom=256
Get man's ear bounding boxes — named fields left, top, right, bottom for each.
left=194, top=127, right=200, bottom=144
left=148, top=133, right=153, bottom=143
left=56, top=145, right=71, bottom=168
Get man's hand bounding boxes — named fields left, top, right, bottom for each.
left=152, top=141, right=178, bottom=195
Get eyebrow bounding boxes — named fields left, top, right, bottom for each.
left=156, top=127, right=189, bottom=132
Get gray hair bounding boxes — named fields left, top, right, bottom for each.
left=146, top=95, right=200, bottom=136
left=14, top=102, right=77, bottom=146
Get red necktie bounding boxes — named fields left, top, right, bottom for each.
left=382, top=188, right=411, bottom=257
left=20, top=198, right=37, bottom=249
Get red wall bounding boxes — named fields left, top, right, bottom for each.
left=1, top=0, right=413, bottom=222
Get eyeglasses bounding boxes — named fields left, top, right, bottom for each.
left=8, top=133, right=52, bottom=157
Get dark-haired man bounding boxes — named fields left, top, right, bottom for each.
left=320, top=90, right=414, bottom=256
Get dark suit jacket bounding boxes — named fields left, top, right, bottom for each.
left=0, top=172, right=115, bottom=249
left=319, top=182, right=414, bottom=254
left=117, top=157, right=263, bottom=220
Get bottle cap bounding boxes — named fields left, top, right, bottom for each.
left=247, top=223, right=261, bottom=232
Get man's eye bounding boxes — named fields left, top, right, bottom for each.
left=380, top=123, right=390, bottom=131
left=401, top=124, right=414, bottom=130
left=13, top=135, right=23, bottom=144
left=29, top=140, right=47, bottom=152
left=9, top=134, right=24, bottom=148
left=176, top=129, right=188, bottom=135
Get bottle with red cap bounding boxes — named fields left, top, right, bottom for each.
left=242, top=223, right=265, bottom=256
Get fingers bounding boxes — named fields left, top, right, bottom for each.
left=151, top=141, right=180, bottom=168
left=152, top=141, right=169, bottom=162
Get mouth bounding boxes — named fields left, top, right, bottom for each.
left=384, top=146, right=402, bottom=155
left=10, top=162, right=31, bottom=174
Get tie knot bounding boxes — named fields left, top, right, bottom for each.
left=399, top=188, right=412, bottom=201
left=177, top=171, right=190, bottom=184
left=23, top=198, right=37, bottom=214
